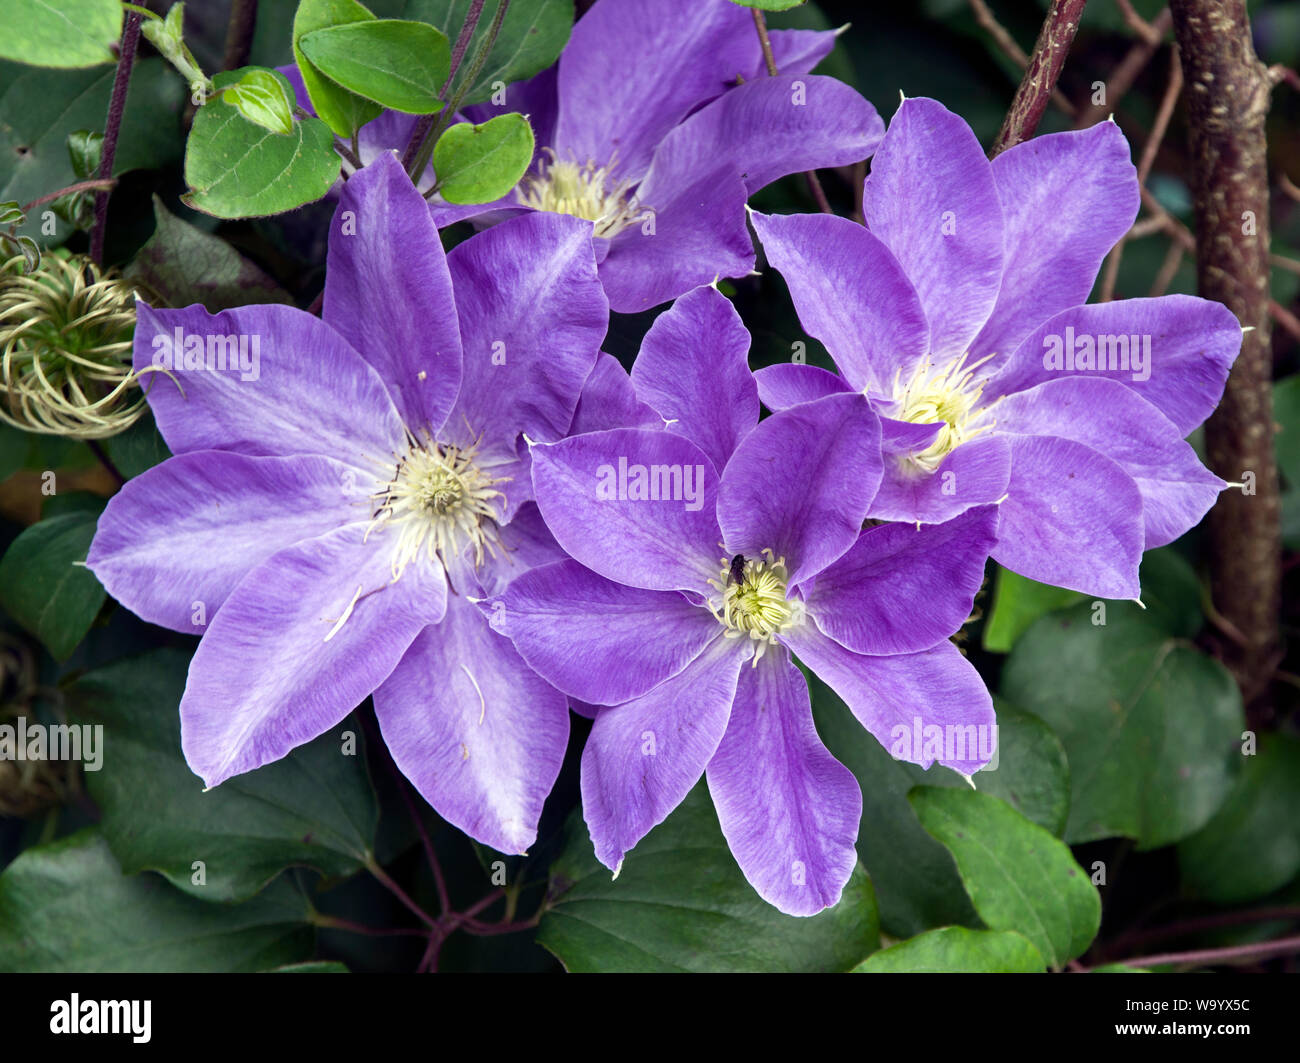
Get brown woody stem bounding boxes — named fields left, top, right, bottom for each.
left=989, top=0, right=1088, bottom=158
left=1170, top=0, right=1281, bottom=711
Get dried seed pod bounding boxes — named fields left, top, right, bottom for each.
left=0, top=251, right=144, bottom=439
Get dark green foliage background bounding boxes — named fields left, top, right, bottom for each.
left=1, top=0, right=1298, bottom=973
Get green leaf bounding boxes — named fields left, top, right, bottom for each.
left=100, top=411, right=170, bottom=479
left=0, top=200, right=23, bottom=226
left=0, top=831, right=314, bottom=972
left=15, top=234, right=40, bottom=271
left=299, top=19, right=450, bottom=114
left=852, top=927, right=1045, bottom=973
left=984, top=565, right=1083, bottom=652
left=1001, top=602, right=1244, bottom=847
left=432, top=112, right=532, bottom=203
left=731, top=0, right=809, bottom=10
left=1177, top=734, right=1300, bottom=904
left=909, top=786, right=1101, bottom=969
left=0, top=58, right=186, bottom=246
left=125, top=195, right=293, bottom=312
left=972, top=698, right=1070, bottom=836
left=807, top=667, right=979, bottom=937
left=292, top=0, right=383, bottom=138
left=41, top=490, right=106, bottom=519
left=66, top=648, right=379, bottom=903
left=0, top=423, right=28, bottom=481
left=270, top=960, right=350, bottom=972
left=1135, top=547, right=1203, bottom=639
left=1276, top=374, right=1300, bottom=488
left=140, top=2, right=206, bottom=89
left=52, top=129, right=103, bottom=228
left=404, top=0, right=572, bottom=106
left=0, top=511, right=104, bottom=660
left=183, top=69, right=340, bottom=219
left=221, top=68, right=296, bottom=135
left=0, top=0, right=122, bottom=69
left=537, top=784, right=879, bottom=972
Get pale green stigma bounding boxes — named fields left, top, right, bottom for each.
left=709, top=549, right=802, bottom=663
left=516, top=149, right=643, bottom=239
left=368, top=434, right=507, bottom=580
left=890, top=351, right=998, bottom=471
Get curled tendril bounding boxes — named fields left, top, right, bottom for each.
left=0, top=251, right=150, bottom=440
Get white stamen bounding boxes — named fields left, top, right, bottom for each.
left=323, top=584, right=365, bottom=643
left=462, top=664, right=487, bottom=725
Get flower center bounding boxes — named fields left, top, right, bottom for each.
left=516, top=149, right=642, bottom=239
left=709, top=550, right=802, bottom=661
left=368, top=435, right=507, bottom=579
left=890, top=352, right=997, bottom=471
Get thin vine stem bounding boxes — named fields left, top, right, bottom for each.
left=402, top=0, right=487, bottom=176
left=750, top=9, right=833, bottom=214
left=411, top=0, right=511, bottom=187
left=90, top=12, right=143, bottom=264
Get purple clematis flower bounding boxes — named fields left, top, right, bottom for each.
left=292, top=0, right=883, bottom=314
left=86, top=152, right=609, bottom=854
left=750, top=97, right=1243, bottom=599
left=491, top=286, right=999, bottom=916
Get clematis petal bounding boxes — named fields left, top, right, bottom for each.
left=180, top=523, right=446, bottom=789
left=985, top=295, right=1241, bottom=435
left=323, top=152, right=463, bottom=433
left=498, top=559, right=721, bottom=705
left=470, top=501, right=568, bottom=598
left=753, top=363, right=852, bottom=411
left=763, top=25, right=840, bottom=78
left=705, top=650, right=860, bottom=916
left=598, top=167, right=753, bottom=314
left=88, top=451, right=365, bottom=634
left=640, top=75, right=882, bottom=201
left=570, top=352, right=662, bottom=435
left=750, top=210, right=928, bottom=394
left=444, top=211, right=607, bottom=449
left=973, top=120, right=1139, bottom=366
left=631, top=285, right=758, bottom=470
left=373, top=594, right=569, bottom=855
left=581, top=634, right=743, bottom=872
left=717, top=393, right=882, bottom=586
left=804, top=506, right=998, bottom=656
left=861, top=97, right=1003, bottom=359
left=530, top=428, right=722, bottom=592
left=867, top=433, right=1012, bottom=525
left=783, top=626, right=995, bottom=774
left=134, top=302, right=405, bottom=467
left=553, top=0, right=833, bottom=181
left=994, top=434, right=1144, bottom=598
left=994, top=377, right=1225, bottom=548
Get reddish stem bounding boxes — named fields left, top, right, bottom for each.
left=90, top=13, right=142, bottom=265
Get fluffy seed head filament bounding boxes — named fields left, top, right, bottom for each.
left=0, top=252, right=145, bottom=439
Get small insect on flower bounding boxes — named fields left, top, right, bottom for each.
left=727, top=553, right=747, bottom=587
